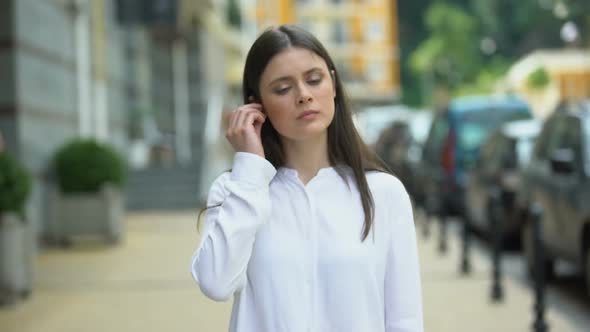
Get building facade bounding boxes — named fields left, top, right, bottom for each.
left=0, top=0, right=238, bottom=239
left=244, top=0, right=400, bottom=104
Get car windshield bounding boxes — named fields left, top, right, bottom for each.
left=458, top=109, right=531, bottom=150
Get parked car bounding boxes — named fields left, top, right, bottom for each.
left=354, top=105, right=411, bottom=147
left=464, top=119, right=541, bottom=243
left=421, top=94, right=533, bottom=217
left=404, top=111, right=434, bottom=207
left=519, top=100, right=590, bottom=297
left=374, top=111, right=433, bottom=206
left=374, top=120, right=413, bottom=190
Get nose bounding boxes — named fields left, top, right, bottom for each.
left=297, top=85, right=313, bottom=105
left=298, top=95, right=312, bottom=104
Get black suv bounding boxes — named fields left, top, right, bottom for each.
left=520, top=100, right=590, bottom=298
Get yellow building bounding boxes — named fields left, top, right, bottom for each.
left=502, top=49, right=590, bottom=119
left=246, top=0, right=400, bottom=104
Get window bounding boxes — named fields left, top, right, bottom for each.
left=459, top=123, right=488, bottom=151
left=366, top=61, right=386, bottom=82
left=478, top=134, right=498, bottom=165
left=562, top=116, right=583, bottom=171
left=332, top=20, right=348, bottom=44
left=541, top=115, right=582, bottom=174
left=365, top=21, right=384, bottom=42
left=482, top=135, right=515, bottom=174
left=545, top=117, right=570, bottom=159
left=458, top=108, right=530, bottom=151
left=533, top=115, right=558, bottom=161
left=498, top=137, right=517, bottom=170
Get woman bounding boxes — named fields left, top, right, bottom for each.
left=191, top=25, right=423, bottom=332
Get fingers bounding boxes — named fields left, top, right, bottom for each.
left=228, top=108, right=239, bottom=130
left=251, top=112, right=265, bottom=138
left=245, top=110, right=266, bottom=128
left=233, top=107, right=247, bottom=132
left=228, top=103, right=262, bottom=130
left=224, top=101, right=267, bottom=156
left=227, top=105, right=265, bottom=136
left=239, top=109, right=266, bottom=129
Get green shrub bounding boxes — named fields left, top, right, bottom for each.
left=0, top=152, right=32, bottom=218
left=527, top=67, right=550, bottom=90
left=54, top=139, right=127, bottom=194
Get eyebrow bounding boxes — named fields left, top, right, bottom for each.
left=267, top=67, right=324, bottom=87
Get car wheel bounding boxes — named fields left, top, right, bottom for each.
left=522, top=222, right=554, bottom=281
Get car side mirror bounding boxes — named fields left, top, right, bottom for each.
left=549, top=148, right=576, bottom=175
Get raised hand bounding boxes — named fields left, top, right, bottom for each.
left=225, top=100, right=267, bottom=158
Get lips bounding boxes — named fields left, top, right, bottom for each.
left=297, top=110, right=319, bottom=119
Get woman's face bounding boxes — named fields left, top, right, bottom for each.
left=258, top=47, right=336, bottom=142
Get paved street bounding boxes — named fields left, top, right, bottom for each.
left=0, top=210, right=587, bottom=332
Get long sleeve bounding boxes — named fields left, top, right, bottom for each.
left=191, top=152, right=276, bottom=301
left=384, top=184, right=424, bottom=332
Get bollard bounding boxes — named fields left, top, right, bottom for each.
left=460, top=215, right=471, bottom=275
left=490, top=191, right=504, bottom=302
left=531, top=203, right=548, bottom=332
left=422, top=210, right=431, bottom=239
left=438, top=215, right=448, bottom=254
left=423, top=193, right=437, bottom=239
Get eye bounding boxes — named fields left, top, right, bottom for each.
left=274, top=86, right=291, bottom=95
left=307, top=76, right=323, bottom=85
left=307, top=78, right=322, bottom=85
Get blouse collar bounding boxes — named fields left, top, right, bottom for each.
left=276, top=165, right=352, bottom=186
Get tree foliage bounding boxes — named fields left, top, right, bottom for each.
left=399, top=0, right=590, bottom=106
left=0, top=152, right=32, bottom=219
left=409, top=2, right=481, bottom=89
left=54, top=139, right=128, bottom=194
left=527, top=67, right=551, bottom=90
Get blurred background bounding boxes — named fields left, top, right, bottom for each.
left=0, top=0, right=589, bottom=331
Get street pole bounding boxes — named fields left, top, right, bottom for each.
left=531, top=203, right=548, bottom=332
left=438, top=215, right=448, bottom=254
left=490, top=190, right=504, bottom=302
left=422, top=210, right=431, bottom=239
left=460, top=214, right=471, bottom=275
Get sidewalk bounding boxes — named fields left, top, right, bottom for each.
left=0, top=210, right=583, bottom=332
left=415, top=210, right=580, bottom=332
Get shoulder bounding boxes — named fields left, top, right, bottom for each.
left=365, top=171, right=413, bottom=226
left=365, top=170, right=408, bottom=202
left=210, top=171, right=232, bottom=188
left=207, top=172, right=232, bottom=205
left=206, top=152, right=277, bottom=205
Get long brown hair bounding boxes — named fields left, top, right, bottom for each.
left=201, top=25, right=388, bottom=241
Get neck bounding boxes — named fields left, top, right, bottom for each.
left=282, top=132, right=331, bottom=184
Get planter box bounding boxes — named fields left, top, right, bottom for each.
left=0, top=213, right=34, bottom=305
left=48, top=184, right=125, bottom=245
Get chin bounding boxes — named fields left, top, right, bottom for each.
left=287, top=127, right=329, bottom=142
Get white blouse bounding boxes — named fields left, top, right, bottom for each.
left=191, top=152, right=423, bottom=332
